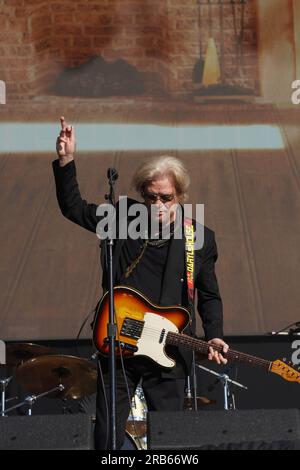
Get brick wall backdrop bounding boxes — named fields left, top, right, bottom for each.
left=0, top=0, right=258, bottom=100
left=0, top=0, right=60, bottom=100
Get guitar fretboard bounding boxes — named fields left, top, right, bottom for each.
left=167, top=332, right=272, bottom=371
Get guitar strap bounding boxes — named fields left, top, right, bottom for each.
left=184, top=217, right=195, bottom=320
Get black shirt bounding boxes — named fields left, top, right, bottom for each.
left=118, top=237, right=171, bottom=304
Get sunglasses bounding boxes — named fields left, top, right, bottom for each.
left=142, top=192, right=175, bottom=203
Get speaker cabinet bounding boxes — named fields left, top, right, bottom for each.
left=148, top=409, right=300, bottom=450
left=0, top=414, right=93, bottom=449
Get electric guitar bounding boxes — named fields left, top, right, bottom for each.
left=93, top=286, right=300, bottom=384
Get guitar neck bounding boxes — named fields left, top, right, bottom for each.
left=167, top=332, right=272, bottom=371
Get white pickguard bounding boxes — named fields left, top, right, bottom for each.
left=134, top=312, right=179, bottom=368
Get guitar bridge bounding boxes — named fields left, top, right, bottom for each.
left=120, top=317, right=144, bottom=340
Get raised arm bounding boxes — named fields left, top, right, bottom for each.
left=53, top=117, right=99, bottom=233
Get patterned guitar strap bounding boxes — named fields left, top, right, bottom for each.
left=184, top=217, right=195, bottom=326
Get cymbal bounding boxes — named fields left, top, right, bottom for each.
left=184, top=396, right=216, bottom=409
left=5, top=343, right=56, bottom=368
left=16, top=354, right=97, bottom=400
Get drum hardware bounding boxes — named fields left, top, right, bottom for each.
left=183, top=396, right=216, bottom=410
left=184, top=352, right=216, bottom=410
left=184, top=376, right=216, bottom=410
left=0, top=342, right=56, bottom=417
left=196, top=363, right=247, bottom=410
left=4, top=384, right=65, bottom=415
left=5, top=396, right=18, bottom=403
left=1, top=376, right=12, bottom=417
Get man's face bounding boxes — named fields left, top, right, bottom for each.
left=143, top=176, right=178, bottom=224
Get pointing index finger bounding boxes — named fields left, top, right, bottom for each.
left=60, top=116, right=67, bottom=131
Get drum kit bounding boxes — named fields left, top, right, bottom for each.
left=0, top=343, right=149, bottom=449
left=0, top=343, right=98, bottom=416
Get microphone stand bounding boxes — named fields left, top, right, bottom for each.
left=191, top=351, right=198, bottom=410
left=104, top=168, right=118, bottom=450
left=185, top=352, right=198, bottom=411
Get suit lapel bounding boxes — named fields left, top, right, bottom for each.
left=160, top=236, right=186, bottom=305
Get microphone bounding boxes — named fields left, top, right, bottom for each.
left=107, top=168, right=118, bottom=182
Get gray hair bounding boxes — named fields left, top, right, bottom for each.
left=132, top=155, right=190, bottom=202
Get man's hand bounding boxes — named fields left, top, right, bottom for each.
left=207, top=338, right=229, bottom=365
left=56, top=116, right=76, bottom=166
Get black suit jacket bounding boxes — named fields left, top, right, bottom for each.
left=52, top=159, right=223, bottom=378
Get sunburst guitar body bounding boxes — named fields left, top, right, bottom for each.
left=93, top=285, right=190, bottom=368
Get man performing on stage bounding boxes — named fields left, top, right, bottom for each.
left=53, top=116, right=229, bottom=450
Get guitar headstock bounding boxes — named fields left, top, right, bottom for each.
left=271, top=359, right=300, bottom=383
